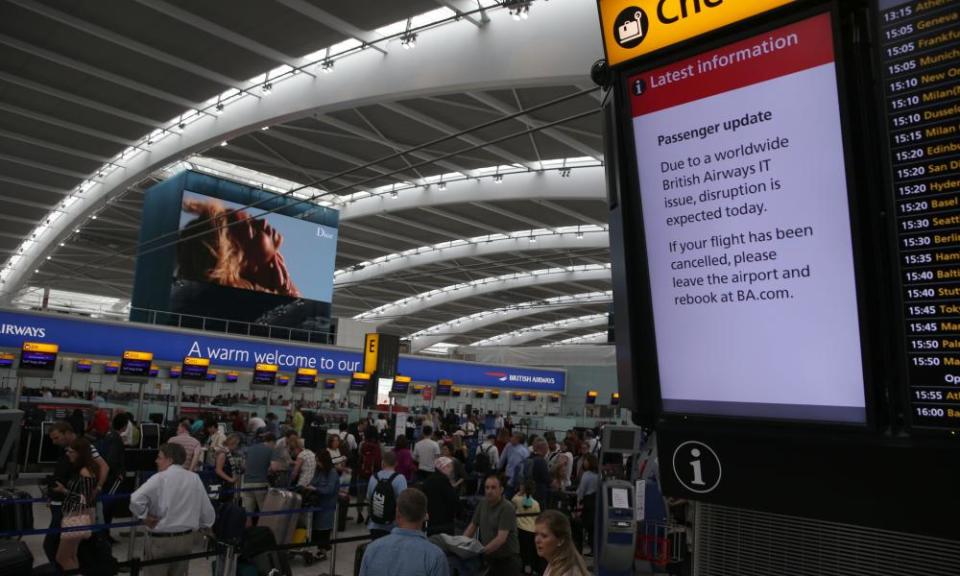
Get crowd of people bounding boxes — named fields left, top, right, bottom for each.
left=33, top=405, right=606, bottom=576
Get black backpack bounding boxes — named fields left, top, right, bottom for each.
left=474, top=444, right=495, bottom=475
left=369, top=472, right=401, bottom=525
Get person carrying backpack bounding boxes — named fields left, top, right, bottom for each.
left=366, top=450, right=407, bottom=540
left=357, top=432, right=382, bottom=525
left=473, top=434, right=499, bottom=494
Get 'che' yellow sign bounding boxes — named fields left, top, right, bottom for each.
left=597, top=0, right=794, bottom=66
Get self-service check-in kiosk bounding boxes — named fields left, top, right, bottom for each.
left=596, top=425, right=644, bottom=574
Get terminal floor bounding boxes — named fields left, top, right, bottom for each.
left=19, top=486, right=599, bottom=575
left=19, top=485, right=374, bottom=575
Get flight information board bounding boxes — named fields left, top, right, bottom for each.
left=877, top=0, right=960, bottom=431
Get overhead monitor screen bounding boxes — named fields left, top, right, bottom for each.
left=225, top=371, right=239, bottom=383
left=294, top=367, right=318, bottom=388
left=875, top=0, right=960, bottom=432
left=627, top=13, right=866, bottom=423
left=0, top=353, right=14, bottom=368
left=149, top=365, right=159, bottom=377
left=119, top=350, right=153, bottom=378
left=168, top=366, right=181, bottom=378
left=20, top=342, right=58, bottom=371
left=436, top=380, right=452, bottom=396
left=351, top=372, right=371, bottom=391
left=392, top=376, right=410, bottom=394
left=205, top=370, right=218, bottom=382
left=277, top=375, right=290, bottom=386
left=608, top=429, right=636, bottom=452
left=75, top=360, right=93, bottom=373
left=181, top=357, right=210, bottom=381
left=254, top=363, right=279, bottom=386
left=473, top=390, right=485, bottom=399
left=177, top=190, right=338, bottom=303
left=377, top=377, right=393, bottom=405
left=323, top=378, right=337, bottom=390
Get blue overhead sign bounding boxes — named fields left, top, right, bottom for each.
left=0, top=310, right=565, bottom=392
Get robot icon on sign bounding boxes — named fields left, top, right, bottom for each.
left=671, top=440, right=722, bottom=494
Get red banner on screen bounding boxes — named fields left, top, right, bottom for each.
left=630, top=13, right=835, bottom=118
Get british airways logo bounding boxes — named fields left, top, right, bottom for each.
left=0, top=323, right=46, bottom=338
left=485, top=371, right=556, bottom=385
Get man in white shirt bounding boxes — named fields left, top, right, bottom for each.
left=166, top=419, right=202, bottom=472
left=412, top=425, right=440, bottom=483
left=130, top=443, right=215, bottom=576
left=248, top=413, right=267, bottom=433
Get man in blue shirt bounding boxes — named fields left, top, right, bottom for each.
left=359, top=488, right=449, bottom=576
left=499, top=432, right=529, bottom=495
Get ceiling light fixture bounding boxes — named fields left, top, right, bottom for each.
left=494, top=174, right=503, bottom=183
left=262, top=81, right=272, bottom=94
left=220, top=141, right=229, bottom=147
left=261, top=126, right=270, bottom=131
left=438, top=181, right=447, bottom=190
left=215, top=102, right=224, bottom=115
left=401, top=33, right=418, bottom=49
left=321, top=59, right=334, bottom=73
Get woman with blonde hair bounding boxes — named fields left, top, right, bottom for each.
left=535, top=509, right=590, bottom=576
left=178, top=197, right=300, bottom=296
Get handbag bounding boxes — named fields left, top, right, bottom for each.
left=61, top=482, right=93, bottom=541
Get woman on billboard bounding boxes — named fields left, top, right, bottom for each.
left=177, top=197, right=301, bottom=297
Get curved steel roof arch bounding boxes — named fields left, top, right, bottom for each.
left=335, top=226, right=608, bottom=287
left=0, top=0, right=602, bottom=304
left=409, top=291, right=612, bottom=352
left=355, top=264, right=611, bottom=324
left=471, top=313, right=609, bottom=347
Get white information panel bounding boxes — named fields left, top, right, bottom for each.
left=629, top=13, right=865, bottom=423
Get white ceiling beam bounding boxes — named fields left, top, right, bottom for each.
left=0, top=33, right=203, bottom=110
left=335, top=230, right=608, bottom=286
left=0, top=102, right=138, bottom=147
left=473, top=314, right=609, bottom=347
left=0, top=174, right=67, bottom=195
left=434, top=0, right=489, bottom=27
left=417, top=206, right=512, bottom=235
left=315, top=115, right=472, bottom=176
left=356, top=266, right=611, bottom=324
left=410, top=291, right=611, bottom=352
left=0, top=151, right=100, bottom=181
left=0, top=71, right=165, bottom=129
left=382, top=101, right=534, bottom=168
left=0, top=127, right=114, bottom=163
left=470, top=201, right=553, bottom=230
left=339, top=166, right=604, bottom=221
left=272, top=0, right=388, bottom=55
left=9, top=0, right=250, bottom=91
left=536, top=198, right=607, bottom=227
left=264, top=129, right=417, bottom=184
left=133, top=0, right=303, bottom=68
left=467, top=91, right=603, bottom=160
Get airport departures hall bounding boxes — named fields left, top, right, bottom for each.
left=0, top=1, right=957, bottom=575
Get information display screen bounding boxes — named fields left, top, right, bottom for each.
left=20, top=342, right=58, bottom=371
left=877, top=0, right=960, bottom=431
left=254, top=363, right=279, bottom=386
left=392, top=375, right=411, bottom=394
left=627, top=13, right=866, bottom=423
left=168, top=366, right=181, bottom=378
left=205, top=370, right=218, bottom=382
left=436, top=380, right=452, bottom=396
left=323, top=378, right=337, bottom=390
left=75, top=359, right=92, bottom=373
left=225, top=371, right=239, bottom=383
left=278, top=375, right=290, bottom=386
left=294, top=367, right=318, bottom=388
left=351, top=372, right=371, bottom=391
left=104, top=361, right=120, bottom=374
left=0, top=352, right=14, bottom=368
left=181, top=357, right=210, bottom=381
left=119, top=350, right=153, bottom=378
left=149, top=365, right=159, bottom=377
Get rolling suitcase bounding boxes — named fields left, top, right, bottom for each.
left=0, top=540, right=32, bottom=576
left=258, top=488, right=301, bottom=545
left=0, top=489, right=34, bottom=537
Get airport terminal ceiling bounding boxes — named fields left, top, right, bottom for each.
left=0, top=0, right=613, bottom=352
